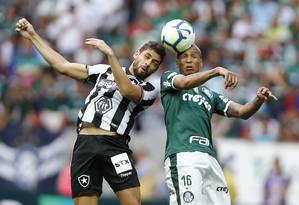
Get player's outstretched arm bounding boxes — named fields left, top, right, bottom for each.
left=227, top=87, right=277, bottom=119
left=173, top=67, right=238, bottom=89
left=85, top=38, right=142, bottom=103
left=15, top=18, right=87, bottom=81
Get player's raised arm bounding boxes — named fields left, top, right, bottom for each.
left=173, top=66, right=238, bottom=90
left=85, top=38, right=142, bottom=103
left=169, top=45, right=238, bottom=90
left=15, top=18, right=87, bottom=81
left=227, top=87, right=278, bottom=119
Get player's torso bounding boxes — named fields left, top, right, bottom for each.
left=161, top=86, right=217, bottom=158
left=85, top=74, right=140, bottom=115
left=79, top=70, right=143, bottom=134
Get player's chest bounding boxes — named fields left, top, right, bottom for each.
left=179, top=88, right=213, bottom=112
left=95, top=75, right=141, bottom=92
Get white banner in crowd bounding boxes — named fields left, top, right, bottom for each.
left=217, top=138, right=299, bottom=205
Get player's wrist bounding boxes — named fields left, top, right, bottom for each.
left=29, top=31, right=39, bottom=41
left=215, top=67, right=226, bottom=76
left=104, top=48, right=115, bottom=57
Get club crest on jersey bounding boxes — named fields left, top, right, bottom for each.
left=183, top=191, right=194, bottom=203
left=95, top=96, right=112, bottom=114
left=78, top=175, right=90, bottom=188
left=202, top=87, right=213, bottom=98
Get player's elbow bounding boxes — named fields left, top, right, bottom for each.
left=240, top=114, right=250, bottom=120
left=239, top=111, right=251, bottom=120
left=119, top=85, right=142, bottom=103
left=174, top=78, right=190, bottom=89
left=52, top=63, right=69, bottom=75
left=119, top=85, right=134, bottom=98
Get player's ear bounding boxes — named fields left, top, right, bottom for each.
left=133, top=50, right=140, bottom=59
left=176, top=56, right=180, bottom=68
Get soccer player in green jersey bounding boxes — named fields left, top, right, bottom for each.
left=160, top=45, right=277, bottom=205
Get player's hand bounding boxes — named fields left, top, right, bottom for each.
left=217, top=67, right=238, bottom=89
left=15, top=18, right=36, bottom=39
left=256, top=87, right=278, bottom=101
left=85, top=38, right=114, bottom=56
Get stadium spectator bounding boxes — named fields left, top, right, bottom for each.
left=264, top=157, right=290, bottom=205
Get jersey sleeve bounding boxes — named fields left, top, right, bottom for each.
left=213, top=91, right=232, bottom=117
left=160, top=70, right=182, bottom=93
left=138, top=81, right=158, bottom=108
left=86, top=64, right=111, bottom=84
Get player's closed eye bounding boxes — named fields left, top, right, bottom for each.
left=145, top=54, right=151, bottom=59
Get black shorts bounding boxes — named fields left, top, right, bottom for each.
left=70, top=134, right=140, bottom=198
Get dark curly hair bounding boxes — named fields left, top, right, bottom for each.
left=139, top=41, right=166, bottom=63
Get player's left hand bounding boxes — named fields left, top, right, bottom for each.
left=256, top=87, right=278, bottom=101
left=85, top=38, right=114, bottom=56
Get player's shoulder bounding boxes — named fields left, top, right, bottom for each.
left=139, top=79, right=158, bottom=93
left=161, top=69, right=179, bottom=79
left=87, top=63, right=110, bottom=70
left=87, top=64, right=127, bottom=72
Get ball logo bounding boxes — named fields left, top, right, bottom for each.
left=183, top=191, right=194, bottom=203
left=78, top=175, right=90, bottom=188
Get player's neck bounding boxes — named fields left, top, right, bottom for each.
left=128, top=64, right=135, bottom=76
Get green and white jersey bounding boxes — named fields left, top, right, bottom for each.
left=160, top=70, right=232, bottom=159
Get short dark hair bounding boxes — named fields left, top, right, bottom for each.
left=139, top=41, right=166, bottom=63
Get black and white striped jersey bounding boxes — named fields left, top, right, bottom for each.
left=77, top=64, right=158, bottom=136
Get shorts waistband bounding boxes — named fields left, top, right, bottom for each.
left=79, top=122, right=117, bottom=136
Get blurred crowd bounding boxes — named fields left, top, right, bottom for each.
left=0, top=0, right=299, bottom=202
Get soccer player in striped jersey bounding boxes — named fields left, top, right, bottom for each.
left=16, top=18, right=165, bottom=205
left=160, top=45, right=277, bottom=205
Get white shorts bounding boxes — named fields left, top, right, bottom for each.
left=164, top=151, right=231, bottom=205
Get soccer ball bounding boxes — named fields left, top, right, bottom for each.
left=161, top=19, right=195, bottom=53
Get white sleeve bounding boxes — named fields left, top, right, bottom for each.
left=87, top=64, right=110, bottom=76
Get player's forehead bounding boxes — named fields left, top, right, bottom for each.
left=140, top=49, right=162, bottom=62
left=177, top=45, right=201, bottom=58
left=186, top=45, right=201, bottom=55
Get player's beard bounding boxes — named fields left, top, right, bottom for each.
left=132, top=61, right=150, bottom=79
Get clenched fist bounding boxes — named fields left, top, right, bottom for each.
left=256, top=87, right=277, bottom=101
left=15, top=18, right=36, bottom=39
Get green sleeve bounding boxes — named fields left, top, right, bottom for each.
left=213, top=91, right=232, bottom=117
left=160, top=70, right=181, bottom=93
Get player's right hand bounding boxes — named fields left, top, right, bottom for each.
left=85, top=38, right=114, bottom=56
left=217, top=67, right=238, bottom=89
left=15, top=18, right=36, bottom=39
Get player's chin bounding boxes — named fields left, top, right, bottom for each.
left=183, top=69, right=195, bottom=76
